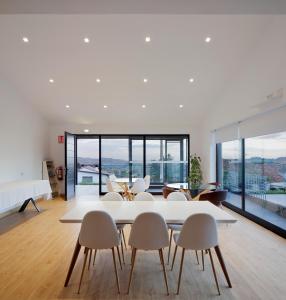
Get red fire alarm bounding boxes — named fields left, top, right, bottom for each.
left=58, top=135, right=64, bottom=144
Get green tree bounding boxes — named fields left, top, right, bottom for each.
left=189, top=154, right=203, bottom=188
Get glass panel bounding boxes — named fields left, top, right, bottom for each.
left=221, top=140, right=242, bottom=208
left=245, top=132, right=286, bottom=230
left=101, top=138, right=129, bottom=192
left=146, top=139, right=165, bottom=184
left=130, top=139, right=144, bottom=179
left=77, top=138, right=99, bottom=185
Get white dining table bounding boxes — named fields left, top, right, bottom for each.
left=61, top=200, right=236, bottom=288
left=60, top=200, right=237, bottom=224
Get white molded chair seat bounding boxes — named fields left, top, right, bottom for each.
left=133, top=192, right=154, bottom=201
left=127, top=212, right=170, bottom=295
left=143, top=175, right=151, bottom=190
left=77, top=211, right=121, bottom=294
left=130, top=178, right=146, bottom=194
left=106, top=179, right=123, bottom=193
left=171, top=213, right=232, bottom=295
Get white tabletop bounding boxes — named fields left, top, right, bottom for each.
left=60, top=200, right=237, bottom=224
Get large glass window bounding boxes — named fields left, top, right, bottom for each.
left=220, top=140, right=242, bottom=208
left=245, top=132, right=286, bottom=230
left=217, top=131, right=286, bottom=236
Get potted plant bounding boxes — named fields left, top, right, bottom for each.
left=189, top=154, right=203, bottom=197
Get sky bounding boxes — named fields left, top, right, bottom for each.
left=223, top=131, right=286, bottom=159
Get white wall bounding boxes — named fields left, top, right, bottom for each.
left=0, top=80, right=49, bottom=183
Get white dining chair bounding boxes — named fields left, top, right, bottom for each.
left=143, top=175, right=151, bottom=190
left=166, top=192, right=194, bottom=264
left=127, top=212, right=169, bottom=295
left=77, top=211, right=121, bottom=294
left=171, top=213, right=232, bottom=295
left=101, top=192, right=127, bottom=258
left=133, top=192, right=154, bottom=201
left=106, top=178, right=123, bottom=193
left=109, top=174, right=117, bottom=182
left=130, top=178, right=146, bottom=194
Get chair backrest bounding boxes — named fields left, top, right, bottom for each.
left=199, top=190, right=228, bottom=206
left=79, top=211, right=120, bottom=249
left=144, top=175, right=151, bottom=189
left=177, top=213, right=218, bottom=250
left=101, top=192, right=124, bottom=201
left=106, top=178, right=114, bottom=192
left=167, top=191, right=187, bottom=201
left=134, top=192, right=154, bottom=201
left=162, top=186, right=175, bottom=199
left=129, top=212, right=169, bottom=250
left=131, top=178, right=146, bottom=194
left=109, top=174, right=117, bottom=182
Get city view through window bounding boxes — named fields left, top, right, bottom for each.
left=76, top=136, right=189, bottom=193
left=218, top=131, right=286, bottom=230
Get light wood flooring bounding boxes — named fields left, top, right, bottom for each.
left=0, top=197, right=285, bottom=300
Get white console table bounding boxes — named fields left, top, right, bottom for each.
left=0, top=180, right=52, bottom=213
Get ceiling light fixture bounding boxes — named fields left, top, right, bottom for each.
left=96, top=78, right=101, bottom=83
left=142, top=104, right=146, bottom=108
left=205, top=36, right=211, bottom=43
left=65, top=105, right=70, bottom=109
left=179, top=104, right=184, bottom=108
left=189, top=78, right=194, bottom=83
left=84, top=129, right=89, bottom=133
left=84, top=37, right=90, bottom=43
left=22, top=37, right=29, bottom=43
left=143, top=78, right=148, bottom=83
left=103, top=105, right=108, bottom=109
left=49, top=78, right=54, bottom=83
left=145, top=36, right=151, bottom=43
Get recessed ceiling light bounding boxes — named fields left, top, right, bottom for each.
left=84, top=37, right=90, bottom=43
left=49, top=78, right=54, bottom=83
left=22, top=37, right=29, bottom=43
left=142, top=104, right=146, bottom=108
left=179, top=104, right=184, bottom=108
left=143, top=78, right=148, bottom=83
left=96, top=78, right=101, bottom=83
left=205, top=36, right=211, bottom=43
left=189, top=78, right=194, bottom=83
left=103, top=105, right=108, bottom=109
left=84, top=129, right=89, bottom=133
left=145, top=36, right=151, bottom=43
left=65, top=105, right=70, bottom=109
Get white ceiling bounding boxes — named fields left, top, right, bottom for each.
left=1, top=0, right=286, bottom=14
left=0, top=14, right=281, bottom=128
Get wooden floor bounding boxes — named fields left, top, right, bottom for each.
left=0, top=197, right=285, bottom=300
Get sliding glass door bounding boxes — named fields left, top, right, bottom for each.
left=217, top=132, right=286, bottom=237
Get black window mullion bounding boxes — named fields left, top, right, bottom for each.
left=241, top=139, right=246, bottom=211
left=99, top=136, right=102, bottom=194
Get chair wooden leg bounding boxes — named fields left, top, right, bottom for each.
left=214, top=245, right=232, bottom=288
left=195, top=250, right=199, bottom=265
left=208, top=249, right=221, bottom=295
left=201, top=250, right=205, bottom=271
left=121, top=239, right=125, bottom=264
left=167, top=229, right=173, bottom=264
left=159, top=249, right=169, bottom=295
left=116, top=246, right=122, bottom=270
left=127, top=248, right=137, bottom=294
left=176, top=248, right=185, bottom=295
left=77, top=247, right=89, bottom=294
left=112, top=247, right=121, bottom=294
left=88, top=249, right=92, bottom=270
left=93, top=250, right=97, bottom=266
left=122, top=229, right=127, bottom=250
left=171, top=245, right=178, bottom=271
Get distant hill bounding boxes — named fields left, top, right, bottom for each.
left=78, top=157, right=128, bottom=165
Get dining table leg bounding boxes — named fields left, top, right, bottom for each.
left=64, top=238, right=81, bottom=287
